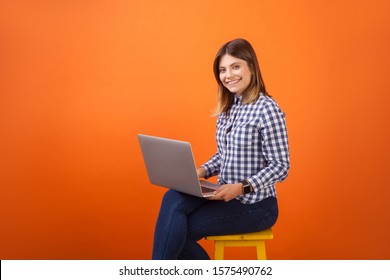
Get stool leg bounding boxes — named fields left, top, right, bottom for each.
left=214, top=241, right=225, bottom=260
left=256, top=240, right=267, bottom=260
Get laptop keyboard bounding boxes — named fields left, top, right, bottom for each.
left=200, top=180, right=219, bottom=193
left=201, top=187, right=216, bottom=193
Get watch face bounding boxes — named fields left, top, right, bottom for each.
left=241, top=180, right=250, bottom=194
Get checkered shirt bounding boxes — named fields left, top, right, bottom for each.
left=201, top=95, right=290, bottom=204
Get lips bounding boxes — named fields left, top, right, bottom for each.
left=226, top=78, right=241, bottom=86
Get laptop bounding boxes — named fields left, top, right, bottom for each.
left=138, top=134, right=220, bottom=197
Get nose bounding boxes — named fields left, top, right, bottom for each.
left=225, top=69, right=233, bottom=79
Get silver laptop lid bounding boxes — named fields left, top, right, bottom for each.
left=138, top=134, right=204, bottom=197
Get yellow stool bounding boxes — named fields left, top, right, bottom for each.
left=205, top=228, right=274, bottom=260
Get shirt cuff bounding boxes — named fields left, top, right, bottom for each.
left=200, top=164, right=213, bottom=179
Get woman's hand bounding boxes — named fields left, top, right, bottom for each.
left=207, top=183, right=242, bottom=202
left=196, top=167, right=206, bottom=178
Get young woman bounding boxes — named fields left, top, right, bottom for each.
left=152, top=38, right=290, bottom=260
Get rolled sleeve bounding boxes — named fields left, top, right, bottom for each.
left=249, top=101, right=290, bottom=192
left=200, top=152, right=221, bottom=179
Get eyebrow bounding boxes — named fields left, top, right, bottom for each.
left=219, top=62, right=241, bottom=69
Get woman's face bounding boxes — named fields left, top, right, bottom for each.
left=219, top=54, right=252, bottom=96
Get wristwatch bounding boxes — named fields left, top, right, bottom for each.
left=240, top=180, right=252, bottom=194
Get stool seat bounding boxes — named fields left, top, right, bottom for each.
left=206, top=228, right=274, bottom=260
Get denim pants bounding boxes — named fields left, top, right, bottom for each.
left=152, top=190, right=278, bottom=260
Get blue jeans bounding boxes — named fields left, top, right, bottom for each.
left=152, top=190, right=278, bottom=260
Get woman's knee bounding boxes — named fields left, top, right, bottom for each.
left=160, top=190, right=206, bottom=215
left=161, top=190, right=185, bottom=208
left=160, top=190, right=195, bottom=215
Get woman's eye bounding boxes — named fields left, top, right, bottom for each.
left=233, top=65, right=240, bottom=70
left=219, top=69, right=226, bottom=73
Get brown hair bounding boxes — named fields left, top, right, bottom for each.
left=213, top=38, right=270, bottom=115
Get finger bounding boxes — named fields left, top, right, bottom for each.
left=214, top=185, right=227, bottom=194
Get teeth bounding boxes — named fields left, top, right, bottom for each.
left=227, top=80, right=239, bottom=85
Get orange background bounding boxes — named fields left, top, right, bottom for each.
left=1, top=0, right=389, bottom=259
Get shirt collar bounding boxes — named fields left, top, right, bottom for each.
left=234, top=94, right=243, bottom=105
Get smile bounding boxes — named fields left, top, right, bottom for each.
left=226, top=79, right=241, bottom=85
